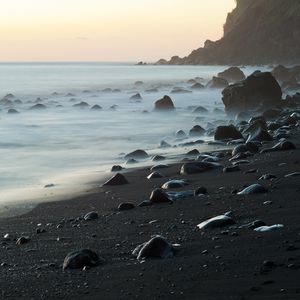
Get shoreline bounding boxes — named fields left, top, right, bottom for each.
left=0, top=121, right=299, bottom=299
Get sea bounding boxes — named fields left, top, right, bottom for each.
left=0, top=62, right=266, bottom=208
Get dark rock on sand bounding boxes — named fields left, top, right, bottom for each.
left=118, top=202, right=135, bottom=211
left=161, top=180, right=189, bottom=189
left=147, top=172, right=164, bottom=179
left=197, top=215, right=236, bottom=230
left=194, top=186, right=208, bottom=195
left=16, top=236, right=30, bottom=245
left=223, top=166, right=241, bottom=173
left=63, top=249, right=103, bottom=270
left=103, top=173, right=129, bottom=186
left=259, top=174, right=277, bottom=180
left=206, top=76, right=229, bottom=88
left=125, top=149, right=149, bottom=159
left=186, top=149, right=200, bottom=156
left=150, top=164, right=169, bottom=171
left=245, top=120, right=273, bottom=142
left=150, top=188, right=172, bottom=203
left=222, top=71, right=282, bottom=113
left=238, top=184, right=267, bottom=195
left=239, top=220, right=266, bottom=229
left=261, top=140, right=296, bottom=153
left=217, top=67, right=246, bottom=82
left=152, top=155, right=166, bottom=161
left=132, top=236, right=176, bottom=260
left=154, top=95, right=175, bottom=111
left=232, top=144, right=249, bottom=156
left=180, top=161, right=222, bottom=175
left=84, top=211, right=98, bottom=221
left=214, top=125, right=243, bottom=141
left=29, top=103, right=47, bottom=110
left=111, top=165, right=123, bottom=172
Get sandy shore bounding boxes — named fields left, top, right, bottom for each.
left=1, top=125, right=300, bottom=299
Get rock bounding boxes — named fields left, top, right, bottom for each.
left=103, top=173, right=129, bottom=186
left=180, top=161, right=222, bottom=175
left=189, top=125, right=205, bottom=137
left=29, top=103, right=47, bottom=110
left=285, top=172, right=300, bottom=178
left=223, top=166, right=241, bottom=173
left=194, top=186, right=208, bottom=195
left=145, top=88, right=159, bottom=93
left=159, top=140, right=171, bottom=148
left=217, top=67, right=246, bottom=82
left=73, top=101, right=89, bottom=108
left=186, top=149, right=200, bottom=156
left=130, top=93, right=142, bottom=100
left=118, top=202, right=135, bottom=211
left=126, top=158, right=138, bottom=164
left=239, top=220, right=266, bottom=229
left=259, top=174, right=277, bottom=180
left=245, top=121, right=272, bottom=142
left=232, top=144, right=249, bottom=156
left=193, top=106, right=208, bottom=114
left=150, top=164, right=169, bottom=171
left=161, top=180, right=189, bottom=189
left=111, top=165, right=123, bottom=172
left=197, top=215, right=235, bottom=230
left=222, top=71, right=282, bottom=113
left=245, top=141, right=259, bottom=153
left=154, top=95, right=175, bottom=111
left=263, top=108, right=282, bottom=120
left=152, top=155, right=166, bottom=161
left=171, top=87, right=191, bottom=94
left=7, top=108, right=19, bottom=114
left=238, top=184, right=267, bottom=195
left=132, top=236, right=176, bottom=260
left=254, top=224, right=284, bottom=232
left=149, top=188, right=172, bottom=203
left=214, top=125, right=243, bottom=140
left=84, top=211, right=98, bottom=221
left=63, top=249, right=103, bottom=270
left=175, top=130, right=187, bottom=138
left=191, top=82, right=204, bottom=89
left=91, top=104, right=102, bottom=110
left=206, top=76, right=229, bottom=88
left=261, top=140, right=296, bottom=153
left=147, top=172, right=164, bottom=179
left=16, top=236, right=30, bottom=245
left=125, top=149, right=149, bottom=159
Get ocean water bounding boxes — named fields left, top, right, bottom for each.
left=0, top=62, right=265, bottom=206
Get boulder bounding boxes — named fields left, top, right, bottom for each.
left=125, top=149, right=149, bottom=159
left=191, top=82, right=204, bottom=89
left=149, top=188, right=172, bottom=203
left=197, top=215, right=235, bottom=230
left=206, top=76, right=229, bottom=88
left=189, top=125, right=205, bottom=137
left=118, top=202, right=135, bottom=211
left=154, top=95, right=175, bottom=111
left=222, top=71, right=282, bottom=113
left=217, top=67, right=246, bottom=82
left=180, top=161, right=222, bottom=175
left=214, top=125, right=243, bottom=140
left=130, top=93, right=142, bottom=100
left=29, top=103, right=47, bottom=110
left=103, top=173, right=129, bottom=186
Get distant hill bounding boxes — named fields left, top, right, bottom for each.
left=157, top=0, right=300, bottom=65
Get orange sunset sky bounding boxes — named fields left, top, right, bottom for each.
left=0, top=0, right=236, bottom=61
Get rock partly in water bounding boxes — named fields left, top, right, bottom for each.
left=217, top=67, right=246, bottom=82
left=103, top=173, right=129, bottom=186
left=63, top=249, right=103, bottom=270
left=214, top=125, right=243, bottom=141
left=189, top=125, right=205, bottom=137
left=206, top=76, right=229, bottom=89
left=29, top=103, right=47, bottom=110
left=125, top=149, right=149, bottom=160
left=130, top=93, right=142, bottom=100
left=197, top=215, right=236, bottom=230
left=154, top=95, right=175, bottom=111
left=111, top=165, right=123, bottom=172
left=222, top=71, right=282, bottom=113
left=132, top=236, right=177, bottom=260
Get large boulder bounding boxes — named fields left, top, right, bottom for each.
left=214, top=125, right=243, bottom=140
left=222, top=71, right=282, bottom=113
left=206, top=76, right=229, bottom=89
left=218, top=67, right=246, bottom=82
left=154, top=95, right=175, bottom=111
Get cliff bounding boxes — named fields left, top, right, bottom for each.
left=157, top=0, right=300, bottom=65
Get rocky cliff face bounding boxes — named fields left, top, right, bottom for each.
left=157, top=0, right=300, bottom=65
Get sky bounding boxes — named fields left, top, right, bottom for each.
left=0, top=0, right=236, bottom=62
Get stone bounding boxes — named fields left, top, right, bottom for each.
left=214, top=125, right=243, bottom=140
left=73, top=101, right=90, bottom=108
left=238, top=184, right=267, bottom=195
left=111, top=165, right=123, bottom=172
left=232, top=144, right=249, bottom=156
left=254, top=224, right=284, bottom=232
left=222, top=71, right=282, bottom=113
left=84, top=211, right=98, bottom=221
left=147, top=172, right=164, bottom=179
left=130, top=93, right=142, bottom=100
left=29, top=103, right=47, bottom=110
left=150, top=164, right=169, bottom=171
left=91, top=104, right=102, bottom=110
left=154, top=95, right=175, bottom=111
left=161, top=180, right=189, bottom=189
left=223, top=166, right=241, bottom=173
left=189, top=125, right=205, bottom=137
left=180, top=161, right=222, bottom=175
left=7, top=108, right=19, bottom=114
left=197, top=215, right=235, bottom=230
left=103, top=173, right=129, bottom=186
left=125, top=149, right=149, bottom=160
left=206, top=76, right=229, bottom=88
left=239, top=220, right=266, bottom=229
left=152, top=155, right=166, bottom=161
left=149, top=188, right=172, bottom=203
left=193, top=106, right=208, bottom=114
left=16, top=236, right=30, bottom=245
left=118, top=202, right=135, bottom=211
left=63, top=249, right=103, bottom=270
left=217, top=67, right=246, bottom=82
left=175, top=130, right=187, bottom=138
left=191, top=82, right=204, bottom=89
left=194, top=186, right=208, bottom=195
left=261, top=140, right=296, bottom=153
left=132, top=236, right=176, bottom=260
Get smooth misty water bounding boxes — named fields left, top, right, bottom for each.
left=0, top=62, right=265, bottom=204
